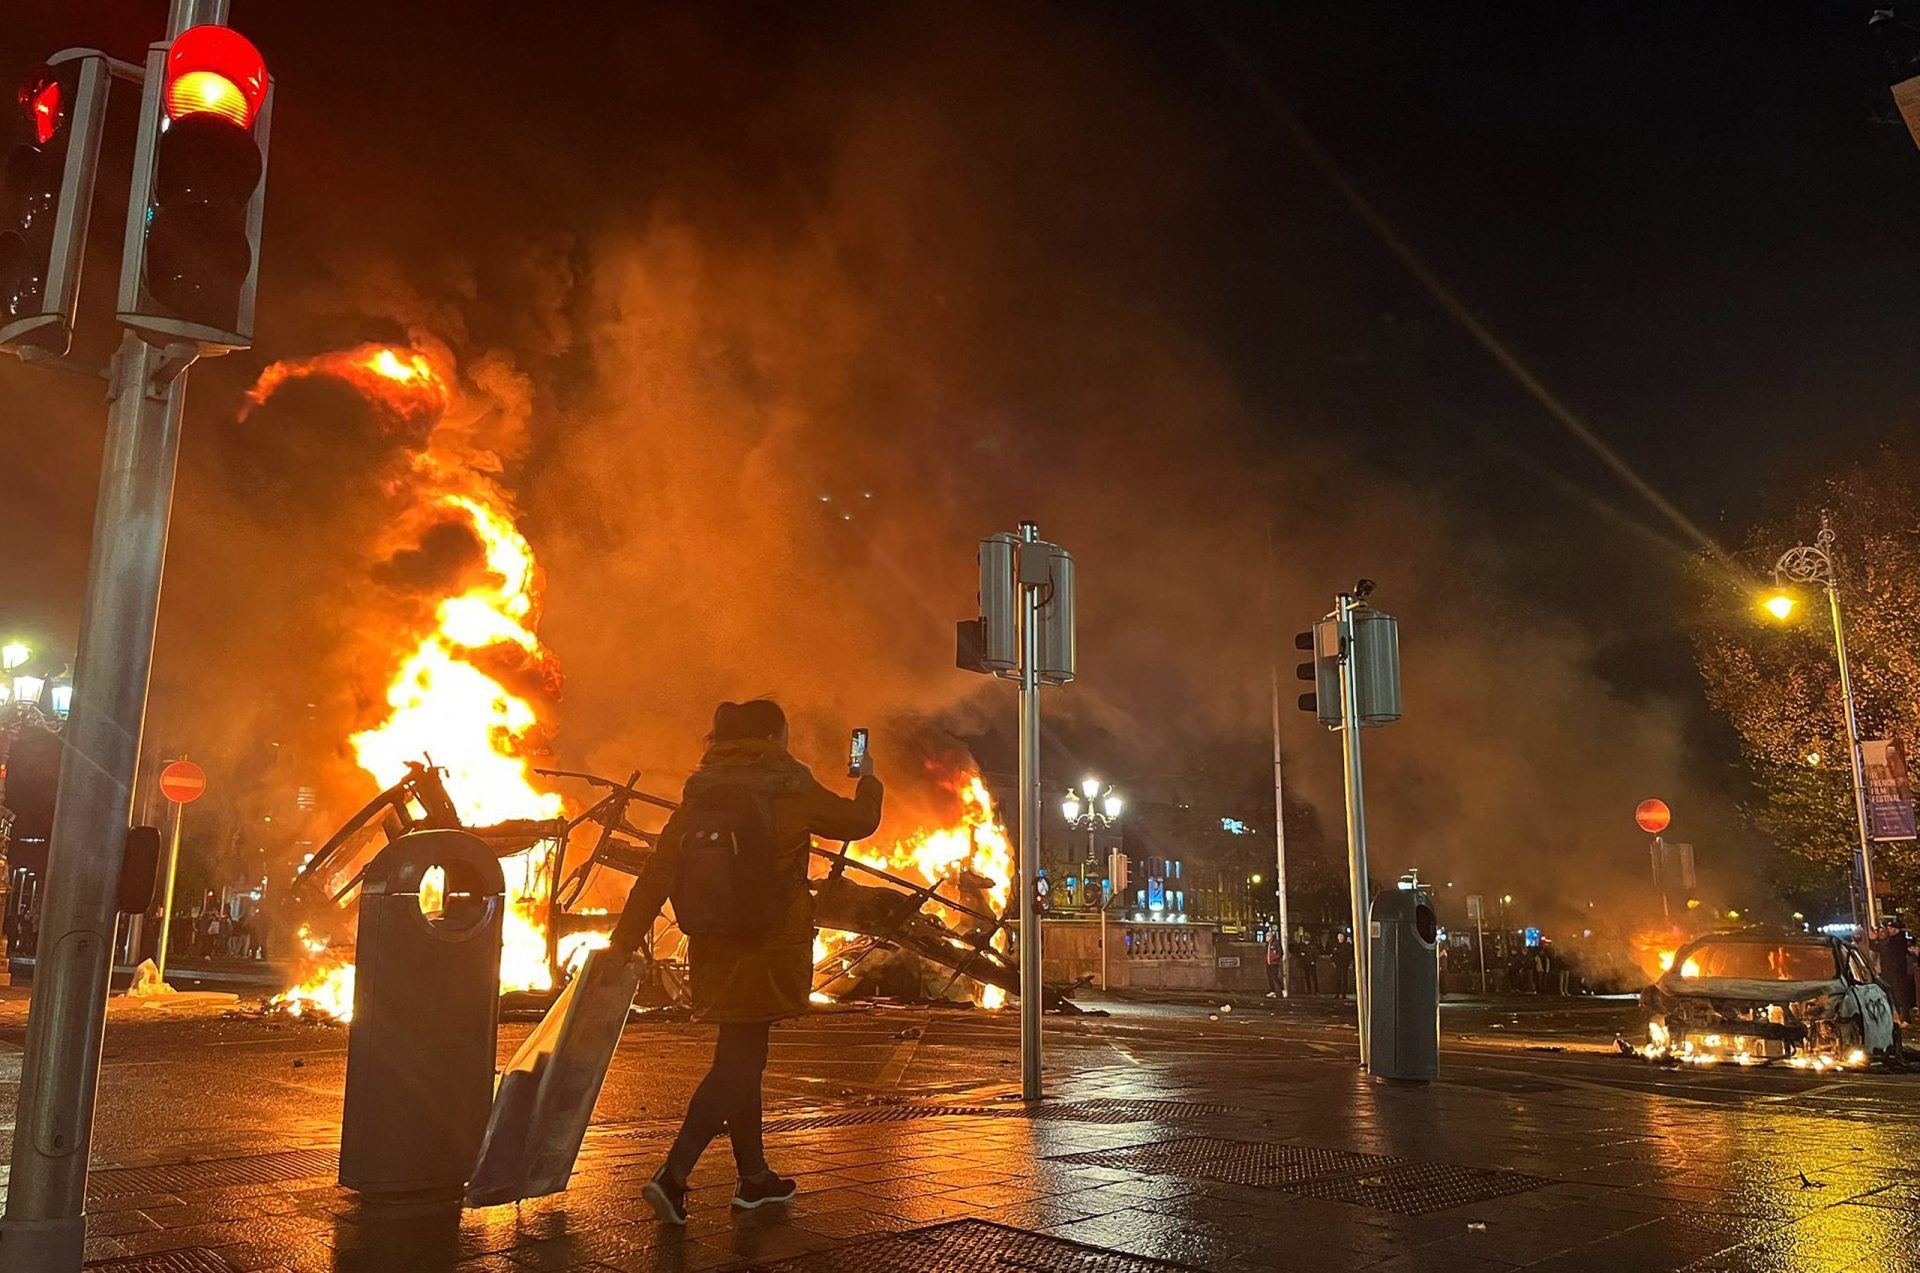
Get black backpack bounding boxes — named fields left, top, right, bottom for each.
left=670, top=784, right=788, bottom=938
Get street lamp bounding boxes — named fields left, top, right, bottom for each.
left=1063, top=776, right=1123, bottom=990
left=1765, top=515, right=1881, bottom=932
left=0, top=644, right=71, bottom=736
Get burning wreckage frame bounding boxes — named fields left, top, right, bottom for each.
left=290, top=760, right=1052, bottom=1011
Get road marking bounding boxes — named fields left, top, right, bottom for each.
left=874, top=1036, right=923, bottom=1089
left=1107, top=1039, right=1142, bottom=1066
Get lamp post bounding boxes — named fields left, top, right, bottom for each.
left=1763, top=516, right=1881, bottom=933
left=1063, top=777, right=1123, bottom=990
left=1, top=643, right=75, bottom=738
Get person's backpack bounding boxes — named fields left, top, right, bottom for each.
left=670, top=784, right=789, bottom=938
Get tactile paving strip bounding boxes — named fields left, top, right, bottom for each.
left=82, top=1249, right=233, bottom=1272
left=1284, top=1160, right=1551, bottom=1213
left=751, top=1219, right=1199, bottom=1271
left=1050, top=1136, right=1398, bottom=1187
left=86, top=1149, right=338, bottom=1199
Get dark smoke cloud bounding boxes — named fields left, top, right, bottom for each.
left=0, top=3, right=1746, bottom=924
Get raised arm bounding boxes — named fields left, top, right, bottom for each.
left=802, top=774, right=884, bottom=844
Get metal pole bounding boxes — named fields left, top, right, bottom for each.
left=1270, top=664, right=1290, bottom=997
left=1474, top=910, right=1487, bottom=995
left=1, top=13, right=223, bottom=1268
left=1017, top=522, right=1043, bottom=1101
left=152, top=796, right=184, bottom=979
left=1336, top=592, right=1372, bottom=1068
left=1828, top=584, right=1881, bottom=933
left=0, top=334, right=191, bottom=1272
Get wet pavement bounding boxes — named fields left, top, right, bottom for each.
left=3, top=992, right=1918, bottom=1271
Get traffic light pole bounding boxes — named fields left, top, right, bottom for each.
left=1017, top=521, right=1044, bottom=1101
left=0, top=6, right=222, bottom=1269
left=1335, top=591, right=1373, bottom=1069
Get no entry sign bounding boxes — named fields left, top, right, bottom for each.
left=158, top=759, right=207, bottom=805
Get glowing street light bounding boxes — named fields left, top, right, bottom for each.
left=1, top=642, right=28, bottom=672
left=1763, top=592, right=1797, bottom=621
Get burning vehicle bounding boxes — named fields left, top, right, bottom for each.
left=1638, top=931, right=1901, bottom=1070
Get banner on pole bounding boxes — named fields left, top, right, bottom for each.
left=1862, top=740, right=1916, bottom=842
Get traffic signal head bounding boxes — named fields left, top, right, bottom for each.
left=119, top=25, right=273, bottom=351
left=0, top=56, right=109, bottom=358
left=1294, top=620, right=1342, bottom=727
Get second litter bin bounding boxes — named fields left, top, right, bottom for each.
left=1367, top=885, right=1439, bottom=1082
left=339, top=828, right=505, bottom=1198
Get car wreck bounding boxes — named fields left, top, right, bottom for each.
left=1639, top=931, right=1901, bottom=1070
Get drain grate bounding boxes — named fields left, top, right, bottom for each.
left=86, top=1149, right=338, bottom=1199
left=752, top=1219, right=1199, bottom=1271
left=1050, top=1137, right=1399, bottom=1187
left=83, top=1250, right=233, bottom=1272
left=1033, top=1099, right=1245, bottom=1124
left=758, top=1106, right=1030, bottom=1133
left=1283, top=1160, right=1550, bottom=1214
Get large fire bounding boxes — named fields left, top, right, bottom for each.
left=816, top=771, right=1015, bottom=1009
left=262, top=344, right=571, bottom=1021
left=261, top=345, right=1013, bottom=1021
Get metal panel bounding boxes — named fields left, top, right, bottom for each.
left=1283, top=1160, right=1549, bottom=1214
left=79, top=1247, right=233, bottom=1271
left=1050, top=1137, right=1399, bottom=1187
left=754, top=1219, right=1198, bottom=1272
left=86, top=1149, right=337, bottom=1199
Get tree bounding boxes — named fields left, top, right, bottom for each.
left=1687, top=448, right=1920, bottom=912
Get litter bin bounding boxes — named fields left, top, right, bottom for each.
left=1367, top=886, right=1439, bottom=1082
left=340, top=828, right=505, bottom=1198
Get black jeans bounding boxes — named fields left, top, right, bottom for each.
left=665, top=1022, right=771, bottom=1180
left=1265, top=961, right=1282, bottom=993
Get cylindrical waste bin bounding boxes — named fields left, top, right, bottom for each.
left=1367, top=886, right=1439, bottom=1082
left=340, top=828, right=505, bottom=1197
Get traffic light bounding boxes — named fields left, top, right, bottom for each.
left=0, top=55, right=109, bottom=357
left=1294, top=620, right=1341, bottom=726
left=118, top=24, right=272, bottom=351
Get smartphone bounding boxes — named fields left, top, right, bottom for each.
left=848, top=727, right=869, bottom=777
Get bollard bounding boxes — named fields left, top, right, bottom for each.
left=1366, top=886, right=1439, bottom=1082
left=339, top=829, right=504, bottom=1199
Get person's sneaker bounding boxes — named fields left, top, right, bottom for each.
left=732, top=1170, right=798, bottom=1210
left=644, top=1168, right=688, bottom=1225
left=1265, top=991, right=1279, bottom=998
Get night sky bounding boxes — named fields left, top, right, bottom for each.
left=5, top=2, right=1919, bottom=915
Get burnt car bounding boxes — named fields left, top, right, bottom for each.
left=1639, top=931, right=1900, bottom=1070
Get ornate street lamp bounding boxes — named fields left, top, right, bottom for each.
left=1763, top=515, right=1880, bottom=932
left=1063, top=776, right=1124, bottom=991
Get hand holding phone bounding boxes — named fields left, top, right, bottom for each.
left=848, top=727, right=870, bottom=778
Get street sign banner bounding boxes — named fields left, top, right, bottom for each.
left=158, top=758, right=206, bottom=804
left=1862, top=740, right=1916, bottom=841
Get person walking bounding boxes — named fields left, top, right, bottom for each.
left=1264, top=927, right=1284, bottom=998
left=610, top=699, right=883, bottom=1226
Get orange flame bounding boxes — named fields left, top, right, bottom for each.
left=241, top=342, right=451, bottom=422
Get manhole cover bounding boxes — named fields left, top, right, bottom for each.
left=753, top=1219, right=1198, bottom=1271
left=86, top=1149, right=338, bottom=1199
left=1284, top=1161, right=1549, bottom=1214
left=83, top=1250, right=232, bottom=1272
left=1050, top=1137, right=1399, bottom=1187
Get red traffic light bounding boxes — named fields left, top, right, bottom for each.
left=163, top=25, right=267, bottom=129
left=20, top=67, right=61, bottom=145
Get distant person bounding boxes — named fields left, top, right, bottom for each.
left=1293, top=931, right=1319, bottom=994
left=1332, top=932, right=1355, bottom=1000
left=1880, top=925, right=1915, bottom=1026
left=1265, top=928, right=1284, bottom=997
left=611, top=699, right=883, bottom=1226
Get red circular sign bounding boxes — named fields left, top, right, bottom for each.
left=1634, top=798, right=1671, bottom=835
left=158, top=759, right=207, bottom=805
